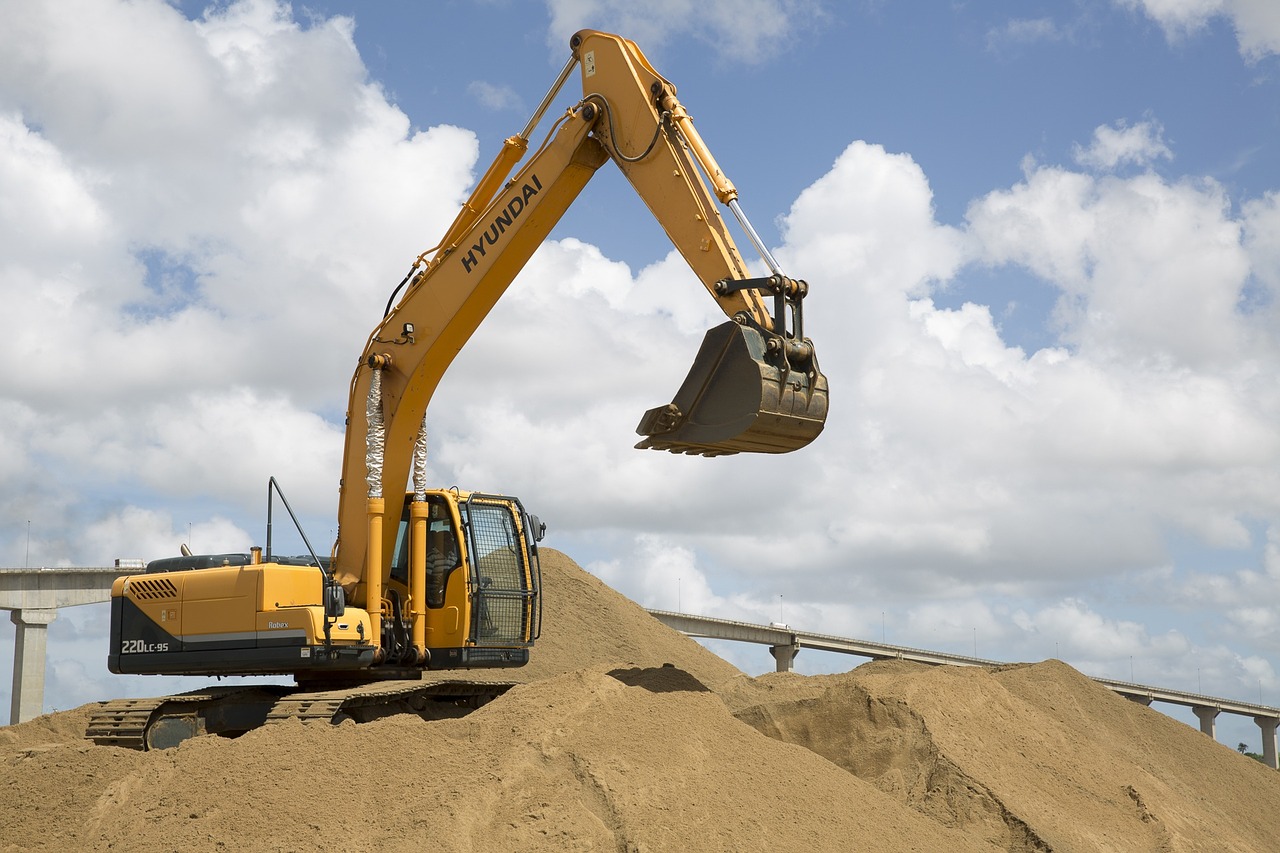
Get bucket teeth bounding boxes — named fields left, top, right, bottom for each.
left=635, top=321, right=828, bottom=457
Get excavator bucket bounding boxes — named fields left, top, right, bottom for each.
left=635, top=321, right=828, bottom=456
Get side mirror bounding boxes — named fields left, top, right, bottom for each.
left=524, top=512, right=546, bottom=555
left=324, top=580, right=346, bottom=618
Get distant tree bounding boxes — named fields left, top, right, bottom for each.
left=1239, top=742, right=1249, bottom=753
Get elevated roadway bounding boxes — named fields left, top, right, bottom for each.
left=648, top=609, right=1280, bottom=769
left=0, top=567, right=129, bottom=724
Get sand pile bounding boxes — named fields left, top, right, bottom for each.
left=2, top=550, right=1278, bottom=852
left=513, top=549, right=742, bottom=688
left=726, top=659, right=1280, bottom=851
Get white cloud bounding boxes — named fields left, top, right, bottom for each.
left=1160, top=526, right=1280, bottom=644
left=0, top=0, right=482, bottom=567
left=1072, top=119, right=1174, bottom=171
left=1242, top=191, right=1280, bottom=296
left=741, top=133, right=1280, bottom=604
left=81, top=507, right=251, bottom=566
left=1029, top=598, right=1175, bottom=660
left=467, top=81, right=524, bottom=112
left=1017, top=595, right=1278, bottom=701
left=986, top=17, right=1068, bottom=52
left=0, top=115, right=107, bottom=259
left=967, top=162, right=1254, bottom=368
left=544, top=0, right=828, bottom=63
left=1116, top=0, right=1225, bottom=36
left=590, top=533, right=723, bottom=615
left=1117, top=0, right=1280, bottom=59
left=1229, top=0, right=1280, bottom=59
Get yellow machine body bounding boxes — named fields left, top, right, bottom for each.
left=110, top=490, right=540, bottom=677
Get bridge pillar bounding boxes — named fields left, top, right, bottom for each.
left=1255, top=716, right=1279, bottom=770
left=1192, top=705, right=1219, bottom=739
left=9, top=608, right=57, bottom=725
left=769, top=641, right=799, bottom=673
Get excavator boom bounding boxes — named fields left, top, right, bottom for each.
left=334, top=29, right=828, bottom=592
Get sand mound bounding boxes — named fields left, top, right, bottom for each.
left=517, top=549, right=742, bottom=688
left=23, top=669, right=993, bottom=853
left=2, top=550, right=1277, bottom=852
left=726, top=659, right=1280, bottom=852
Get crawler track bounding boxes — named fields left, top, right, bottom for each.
left=86, top=680, right=516, bottom=750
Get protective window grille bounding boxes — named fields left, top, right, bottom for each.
left=463, top=498, right=537, bottom=647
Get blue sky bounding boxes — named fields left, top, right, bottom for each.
left=2, top=0, right=1280, bottom=751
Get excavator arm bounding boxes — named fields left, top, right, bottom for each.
left=333, top=29, right=828, bottom=595
left=90, top=31, right=827, bottom=748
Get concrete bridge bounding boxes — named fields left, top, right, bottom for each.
left=0, top=567, right=129, bottom=725
left=647, top=609, right=1280, bottom=770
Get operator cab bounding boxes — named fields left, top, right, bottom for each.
left=389, top=494, right=460, bottom=607
left=386, top=490, right=543, bottom=668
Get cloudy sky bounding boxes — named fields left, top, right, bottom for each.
left=3, top=0, right=1280, bottom=749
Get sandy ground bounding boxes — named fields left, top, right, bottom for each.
left=2, top=549, right=1277, bottom=852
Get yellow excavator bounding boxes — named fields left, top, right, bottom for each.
left=86, top=29, right=828, bottom=749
